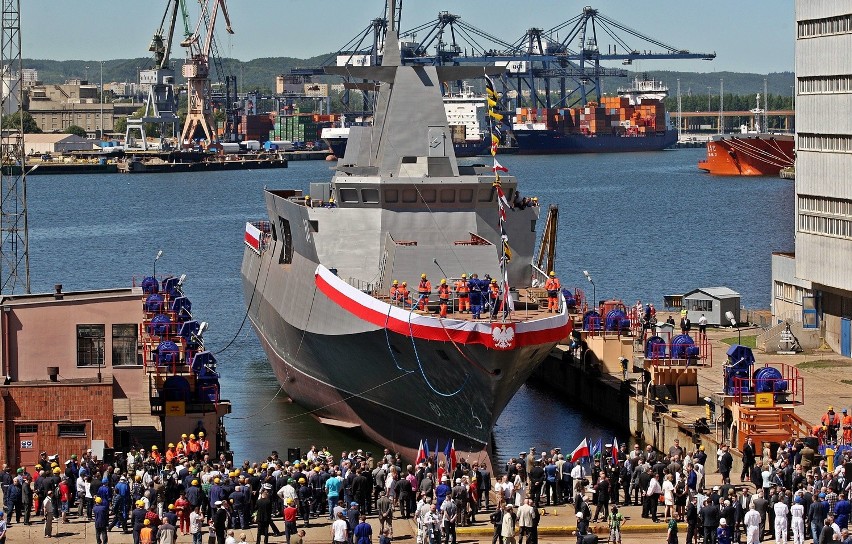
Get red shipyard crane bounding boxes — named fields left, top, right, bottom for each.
left=180, top=0, right=233, bottom=147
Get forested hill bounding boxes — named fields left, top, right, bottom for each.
left=24, top=56, right=793, bottom=98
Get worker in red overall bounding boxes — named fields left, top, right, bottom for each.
left=842, top=408, right=852, bottom=445
left=438, top=279, right=450, bottom=318
left=489, top=279, right=500, bottom=320
left=398, top=282, right=411, bottom=307
left=417, top=274, right=432, bottom=311
left=544, top=271, right=561, bottom=313
left=454, top=274, right=470, bottom=313
left=822, top=406, right=841, bottom=443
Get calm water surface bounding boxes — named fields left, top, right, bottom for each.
left=24, top=148, right=793, bottom=466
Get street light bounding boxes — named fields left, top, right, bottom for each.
left=153, top=250, right=163, bottom=277
left=583, top=270, right=596, bottom=310
left=99, top=61, right=104, bottom=140
left=725, top=310, right=741, bottom=345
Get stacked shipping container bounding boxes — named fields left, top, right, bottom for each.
left=512, top=97, right=667, bottom=137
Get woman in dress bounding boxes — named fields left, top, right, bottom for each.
left=662, top=474, right=676, bottom=521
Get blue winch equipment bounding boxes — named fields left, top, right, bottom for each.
left=171, top=296, right=192, bottom=321
left=583, top=310, right=601, bottom=331
left=562, top=288, right=576, bottom=309
left=645, top=336, right=666, bottom=359
left=605, top=308, right=630, bottom=332
left=753, top=366, right=788, bottom=393
left=162, top=276, right=182, bottom=298
left=179, top=320, right=201, bottom=350
left=156, top=340, right=180, bottom=366
left=724, top=344, right=755, bottom=395
left=145, top=293, right=164, bottom=313
left=671, top=334, right=699, bottom=359
left=141, top=276, right=159, bottom=294
left=148, top=313, right=172, bottom=336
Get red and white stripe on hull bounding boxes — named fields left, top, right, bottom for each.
left=314, top=265, right=571, bottom=350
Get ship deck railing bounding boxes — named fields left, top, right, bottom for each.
left=372, top=287, right=557, bottom=324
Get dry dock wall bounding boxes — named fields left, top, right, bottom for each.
left=532, top=352, right=743, bottom=478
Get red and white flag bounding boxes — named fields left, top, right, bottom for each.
left=449, top=440, right=457, bottom=472
left=611, top=438, right=619, bottom=466
left=245, top=222, right=262, bottom=254
left=570, top=438, right=590, bottom=463
left=492, top=158, right=509, bottom=173
left=415, top=440, right=427, bottom=464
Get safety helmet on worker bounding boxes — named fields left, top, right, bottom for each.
left=549, top=271, right=555, bottom=276
left=461, top=273, right=467, bottom=279
left=392, top=280, right=398, bottom=285
left=440, top=279, right=447, bottom=284
left=421, top=273, right=427, bottom=279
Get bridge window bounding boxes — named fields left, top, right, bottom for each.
left=478, top=187, right=494, bottom=202
left=361, top=188, right=380, bottom=204
left=278, top=217, right=293, bottom=264
left=339, top=188, right=359, bottom=203
left=402, top=189, right=418, bottom=203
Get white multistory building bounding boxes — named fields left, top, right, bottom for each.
left=774, top=1, right=852, bottom=355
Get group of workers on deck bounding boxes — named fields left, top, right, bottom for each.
left=387, top=271, right=561, bottom=319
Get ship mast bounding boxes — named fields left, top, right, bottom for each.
left=485, top=75, right=512, bottom=321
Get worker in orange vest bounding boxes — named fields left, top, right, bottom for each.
left=177, top=433, right=189, bottom=455
left=417, top=274, right=432, bottom=311
left=389, top=280, right=400, bottom=305
left=165, top=443, right=177, bottom=464
left=822, top=406, right=842, bottom=443
left=544, top=271, right=561, bottom=313
left=454, top=274, right=470, bottom=313
left=198, top=431, right=209, bottom=454
left=398, top=282, right=411, bottom=307
left=150, top=445, right=162, bottom=465
left=842, top=408, right=852, bottom=445
left=187, top=434, right=200, bottom=459
left=489, top=279, right=500, bottom=320
left=438, top=279, right=451, bottom=318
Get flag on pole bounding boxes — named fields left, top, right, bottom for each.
left=570, top=438, right=590, bottom=463
left=611, top=438, right=619, bottom=466
left=415, top=440, right=426, bottom=464
left=449, top=440, right=457, bottom=472
left=594, top=438, right=602, bottom=459
left=443, top=440, right=452, bottom=472
left=492, top=159, right=509, bottom=173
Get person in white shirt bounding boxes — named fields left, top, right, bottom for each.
left=791, top=496, right=805, bottom=544
left=744, top=504, right=761, bottom=544
left=225, top=529, right=237, bottom=544
left=332, top=512, right=349, bottom=544
left=698, top=314, right=708, bottom=338
left=645, top=475, right=662, bottom=523
left=773, top=499, right=789, bottom=544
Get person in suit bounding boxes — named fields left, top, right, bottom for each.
left=741, top=438, right=756, bottom=483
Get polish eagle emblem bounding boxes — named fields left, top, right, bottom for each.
left=491, top=323, right=515, bottom=350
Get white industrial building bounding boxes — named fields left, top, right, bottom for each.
left=775, top=2, right=852, bottom=356
left=20, top=134, right=95, bottom=155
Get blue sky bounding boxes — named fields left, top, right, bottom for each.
left=23, top=0, right=794, bottom=73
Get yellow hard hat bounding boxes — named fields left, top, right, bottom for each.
left=151, top=445, right=158, bottom=450
left=168, top=504, right=175, bottom=510
left=461, top=273, right=467, bottom=279
left=829, top=406, right=834, bottom=411
left=421, top=273, right=427, bottom=279
left=189, top=434, right=195, bottom=439
left=261, top=463, right=268, bottom=469
left=440, top=279, right=447, bottom=284
left=214, top=478, right=220, bottom=484
left=199, top=432, right=204, bottom=437
left=53, top=467, right=60, bottom=474
left=136, top=500, right=145, bottom=507
left=823, top=425, right=828, bottom=430
left=298, top=477, right=306, bottom=483
left=95, top=497, right=102, bottom=504
left=248, top=468, right=254, bottom=474
left=393, top=280, right=398, bottom=285
left=168, top=443, right=175, bottom=448
left=549, top=271, right=555, bottom=276
left=329, top=198, right=335, bottom=203
left=402, top=282, right=407, bottom=286
left=144, top=519, right=151, bottom=526
left=192, top=480, right=199, bottom=486
left=491, top=279, right=497, bottom=284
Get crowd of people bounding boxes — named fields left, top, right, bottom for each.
left=3, top=430, right=852, bottom=544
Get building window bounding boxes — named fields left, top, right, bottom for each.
left=688, top=299, right=713, bottom=312
left=798, top=75, right=852, bottom=95
left=15, top=424, right=37, bottom=433
left=798, top=14, right=852, bottom=38
left=58, top=423, right=87, bottom=437
left=77, top=324, right=105, bottom=367
left=112, top=324, right=137, bottom=366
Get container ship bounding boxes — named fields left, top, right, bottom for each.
left=241, top=22, right=570, bottom=461
left=511, top=78, right=677, bottom=154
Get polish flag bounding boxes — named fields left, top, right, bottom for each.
left=492, top=159, right=509, bottom=173
left=415, top=440, right=427, bottom=464
left=570, top=438, right=590, bottom=463
left=611, top=438, right=619, bottom=466
left=245, top=222, right=262, bottom=253
left=449, top=439, right=457, bottom=472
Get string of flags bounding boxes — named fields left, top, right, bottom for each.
left=485, top=74, right=514, bottom=315
left=570, top=436, right=622, bottom=466
left=415, top=438, right=457, bottom=471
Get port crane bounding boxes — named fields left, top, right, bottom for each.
left=179, top=0, right=233, bottom=147
left=125, top=0, right=183, bottom=150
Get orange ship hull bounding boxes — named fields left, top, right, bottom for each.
left=698, top=134, right=794, bottom=176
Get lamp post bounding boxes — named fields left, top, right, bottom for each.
left=583, top=270, right=596, bottom=311
left=153, top=250, right=163, bottom=278
left=99, top=61, right=104, bottom=139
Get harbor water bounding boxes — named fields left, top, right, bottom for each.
left=24, top=148, right=793, bottom=467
